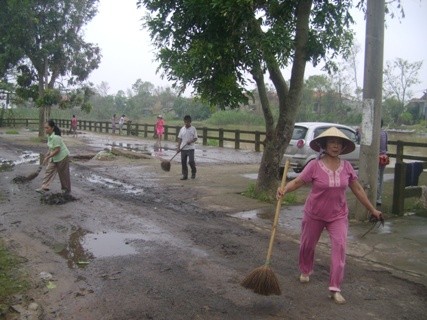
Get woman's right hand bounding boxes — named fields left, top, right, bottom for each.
left=42, top=153, right=50, bottom=165
left=276, top=188, right=285, bottom=200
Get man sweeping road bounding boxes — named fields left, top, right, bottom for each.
left=177, top=115, right=198, bottom=180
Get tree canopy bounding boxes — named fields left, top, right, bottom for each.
left=383, top=58, right=423, bottom=109
left=137, top=0, right=357, bottom=194
left=0, top=0, right=101, bottom=135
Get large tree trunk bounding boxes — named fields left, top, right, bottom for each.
left=254, top=0, right=312, bottom=197
left=251, top=62, right=283, bottom=195
left=37, top=60, right=51, bottom=138
left=38, top=77, right=46, bottom=138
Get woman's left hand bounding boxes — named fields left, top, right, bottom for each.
left=369, top=209, right=384, bottom=224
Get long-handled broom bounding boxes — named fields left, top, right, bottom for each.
left=241, top=159, right=290, bottom=296
left=160, top=142, right=189, bottom=172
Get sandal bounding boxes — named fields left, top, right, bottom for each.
left=330, top=291, right=346, bottom=304
left=299, top=274, right=310, bottom=283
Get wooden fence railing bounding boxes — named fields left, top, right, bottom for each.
left=3, top=118, right=426, bottom=216
left=1, top=118, right=266, bottom=151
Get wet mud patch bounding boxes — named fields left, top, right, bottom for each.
left=12, top=175, right=31, bottom=184
left=71, top=154, right=97, bottom=161
left=0, top=159, right=14, bottom=172
left=40, top=193, right=78, bottom=205
left=110, top=147, right=151, bottom=159
left=12, top=166, right=43, bottom=184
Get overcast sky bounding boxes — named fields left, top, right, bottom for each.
left=84, top=0, right=427, bottom=98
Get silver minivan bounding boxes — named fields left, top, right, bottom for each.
left=280, top=122, right=360, bottom=174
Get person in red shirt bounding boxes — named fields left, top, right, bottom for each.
left=155, top=115, right=165, bottom=147
left=70, top=115, right=78, bottom=137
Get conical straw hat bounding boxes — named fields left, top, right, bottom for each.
left=309, top=127, right=356, bottom=155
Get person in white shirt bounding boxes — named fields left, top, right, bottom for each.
left=177, top=115, right=198, bottom=180
left=118, top=114, right=125, bottom=135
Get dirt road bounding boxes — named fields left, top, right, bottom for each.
left=0, top=130, right=426, bottom=320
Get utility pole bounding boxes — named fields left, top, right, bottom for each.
left=354, top=0, right=385, bottom=221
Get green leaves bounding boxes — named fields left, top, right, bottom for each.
left=36, top=88, right=61, bottom=107
left=1, top=0, right=101, bottom=104
left=139, top=0, right=356, bottom=109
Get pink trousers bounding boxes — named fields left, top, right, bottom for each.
left=299, top=215, right=348, bottom=292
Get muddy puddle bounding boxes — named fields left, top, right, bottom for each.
left=1, top=151, right=40, bottom=172
left=86, top=174, right=144, bottom=195
left=57, top=228, right=143, bottom=268
left=58, top=223, right=209, bottom=269
left=230, top=206, right=303, bottom=234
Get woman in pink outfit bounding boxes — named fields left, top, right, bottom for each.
left=155, top=115, right=165, bottom=146
left=277, top=127, right=383, bottom=305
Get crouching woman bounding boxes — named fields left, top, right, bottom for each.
left=36, top=120, right=71, bottom=194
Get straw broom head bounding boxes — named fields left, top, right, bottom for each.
left=160, top=160, right=171, bottom=172
left=241, top=264, right=281, bottom=296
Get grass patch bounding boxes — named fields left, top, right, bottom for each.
left=0, top=241, right=29, bottom=314
left=5, top=130, right=19, bottom=134
left=206, top=139, right=219, bottom=147
left=243, top=183, right=299, bottom=204
left=243, top=183, right=272, bottom=202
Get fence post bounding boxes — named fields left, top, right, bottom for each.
left=392, top=162, right=406, bottom=215
left=235, top=130, right=240, bottom=149
left=203, top=127, right=208, bottom=146
left=219, top=129, right=224, bottom=148
left=255, top=131, right=261, bottom=152
left=396, top=140, right=404, bottom=163
left=144, top=124, right=148, bottom=138
left=175, top=126, right=180, bottom=141
left=164, top=126, right=169, bottom=141
left=392, top=141, right=405, bottom=215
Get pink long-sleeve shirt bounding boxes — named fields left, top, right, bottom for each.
left=299, top=159, right=358, bottom=222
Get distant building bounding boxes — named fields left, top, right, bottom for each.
left=0, top=90, right=14, bottom=109
left=406, top=92, right=427, bottom=122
